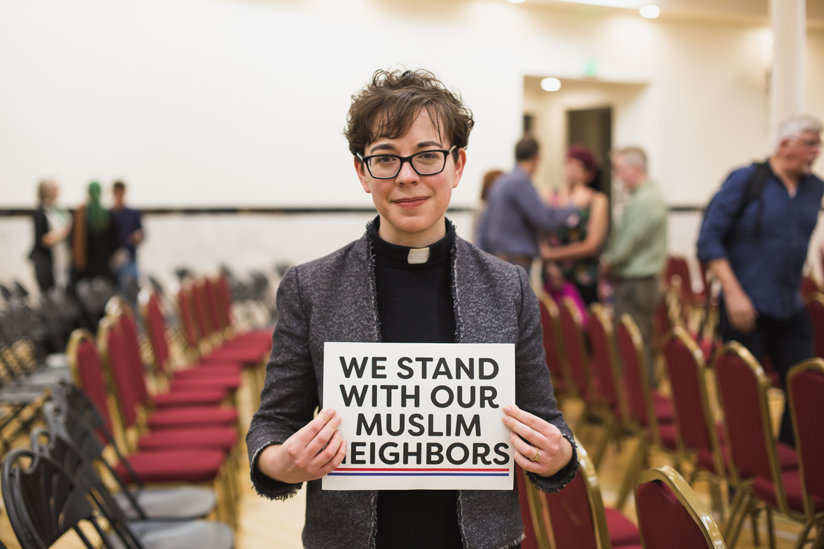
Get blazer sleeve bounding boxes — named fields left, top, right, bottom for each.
left=31, top=209, right=49, bottom=255
left=246, top=265, right=321, bottom=500
left=513, top=268, right=578, bottom=492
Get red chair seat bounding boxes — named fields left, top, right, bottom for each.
left=651, top=391, right=674, bottom=422
left=605, top=507, right=642, bottom=546
left=115, top=449, right=225, bottom=483
left=148, top=406, right=238, bottom=430
left=202, top=347, right=266, bottom=365
left=657, top=423, right=679, bottom=451
left=172, top=363, right=242, bottom=378
left=151, top=389, right=226, bottom=409
left=169, top=376, right=241, bottom=393
left=752, top=470, right=824, bottom=513
left=137, top=426, right=237, bottom=453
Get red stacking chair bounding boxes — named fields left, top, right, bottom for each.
left=537, top=292, right=574, bottom=401
left=141, top=289, right=243, bottom=383
left=525, top=438, right=642, bottom=549
left=616, top=314, right=676, bottom=453
left=66, top=329, right=238, bottom=527
left=557, top=296, right=593, bottom=408
left=586, top=303, right=643, bottom=499
left=178, top=280, right=269, bottom=401
left=787, top=359, right=824, bottom=548
left=805, top=293, right=824, bottom=359
left=662, top=327, right=727, bottom=514
left=635, top=466, right=725, bottom=549
left=211, top=273, right=273, bottom=345
left=714, top=342, right=806, bottom=548
left=516, top=464, right=542, bottom=549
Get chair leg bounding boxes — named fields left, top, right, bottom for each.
left=590, top=414, right=616, bottom=470
left=614, top=433, right=647, bottom=511
left=725, top=491, right=752, bottom=549
left=750, top=506, right=761, bottom=547
left=812, top=523, right=824, bottom=549
left=708, top=478, right=724, bottom=524
left=765, top=507, right=776, bottom=549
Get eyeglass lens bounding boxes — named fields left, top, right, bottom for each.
left=368, top=151, right=447, bottom=178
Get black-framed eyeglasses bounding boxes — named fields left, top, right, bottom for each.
left=357, top=145, right=457, bottom=179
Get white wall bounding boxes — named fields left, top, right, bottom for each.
left=1, top=0, right=823, bottom=291
left=2, top=0, right=822, bottom=209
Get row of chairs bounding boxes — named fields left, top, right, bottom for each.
left=519, top=437, right=725, bottom=549
left=538, top=286, right=824, bottom=547
left=3, top=381, right=235, bottom=549
left=0, top=268, right=275, bottom=547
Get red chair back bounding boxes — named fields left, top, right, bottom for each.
left=713, top=343, right=775, bottom=482
left=635, top=467, right=724, bottom=548
left=662, top=328, right=719, bottom=467
left=515, top=466, right=541, bottom=549
left=557, top=297, right=591, bottom=401
left=537, top=293, right=568, bottom=395
left=176, top=285, right=201, bottom=351
left=805, top=293, right=824, bottom=359
left=66, top=329, right=114, bottom=433
left=616, top=315, right=653, bottom=428
left=542, top=441, right=611, bottom=549
left=143, top=291, right=172, bottom=375
left=588, top=305, right=629, bottom=422
left=99, top=316, right=145, bottom=430
left=788, top=359, right=824, bottom=514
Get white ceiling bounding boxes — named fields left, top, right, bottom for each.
left=529, top=0, right=824, bottom=26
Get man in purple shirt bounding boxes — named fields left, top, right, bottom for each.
left=477, top=136, right=583, bottom=272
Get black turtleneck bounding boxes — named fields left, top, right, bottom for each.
left=368, top=217, right=462, bottom=549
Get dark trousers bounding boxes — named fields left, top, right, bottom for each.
left=613, top=276, right=660, bottom=388
left=718, top=302, right=814, bottom=446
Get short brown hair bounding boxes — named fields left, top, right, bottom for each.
left=345, top=69, right=474, bottom=159
left=113, top=180, right=126, bottom=192
left=515, top=136, right=539, bottom=161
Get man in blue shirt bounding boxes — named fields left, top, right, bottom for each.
left=697, top=113, right=823, bottom=446
left=111, top=180, right=144, bottom=303
left=477, top=136, right=584, bottom=271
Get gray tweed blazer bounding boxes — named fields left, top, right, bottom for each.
left=246, top=222, right=577, bottom=549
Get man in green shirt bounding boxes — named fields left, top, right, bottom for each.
left=602, top=146, right=668, bottom=387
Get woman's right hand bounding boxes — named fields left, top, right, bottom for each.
left=256, top=408, right=347, bottom=484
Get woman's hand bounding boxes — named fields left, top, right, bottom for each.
left=502, top=404, right=573, bottom=477
left=257, top=408, right=347, bottom=484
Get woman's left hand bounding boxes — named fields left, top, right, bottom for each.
left=502, top=404, right=573, bottom=477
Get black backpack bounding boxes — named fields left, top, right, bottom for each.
left=701, top=159, right=772, bottom=240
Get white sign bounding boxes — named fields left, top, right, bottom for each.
left=322, top=342, right=515, bottom=491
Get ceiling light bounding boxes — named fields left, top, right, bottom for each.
left=554, top=0, right=644, bottom=8
left=540, top=77, right=562, bottom=92
left=507, top=0, right=526, bottom=4
left=639, top=4, right=660, bottom=18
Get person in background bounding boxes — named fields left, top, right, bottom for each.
left=246, top=68, right=576, bottom=549
left=540, top=144, right=609, bottom=308
left=29, top=179, right=72, bottom=293
left=111, top=180, right=144, bottom=302
left=697, top=114, right=823, bottom=446
left=71, top=181, right=119, bottom=285
left=476, top=136, right=585, bottom=272
left=602, top=146, right=668, bottom=388
left=474, top=168, right=504, bottom=253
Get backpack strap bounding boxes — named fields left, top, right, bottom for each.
left=744, top=160, right=771, bottom=238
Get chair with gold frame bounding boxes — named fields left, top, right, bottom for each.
left=662, top=326, right=728, bottom=521
left=714, top=341, right=806, bottom=548
left=522, top=437, right=642, bottom=549
left=805, top=293, right=824, bottom=359
left=537, top=291, right=576, bottom=402
left=787, top=358, right=824, bottom=549
left=634, top=465, right=725, bottom=548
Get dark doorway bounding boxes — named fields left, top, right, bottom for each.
left=566, top=107, right=612, bottom=201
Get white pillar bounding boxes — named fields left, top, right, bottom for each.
left=769, top=0, right=806, bottom=141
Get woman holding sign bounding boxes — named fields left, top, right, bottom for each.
left=247, top=68, right=577, bottom=549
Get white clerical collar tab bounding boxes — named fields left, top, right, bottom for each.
left=407, top=247, right=430, bottom=264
